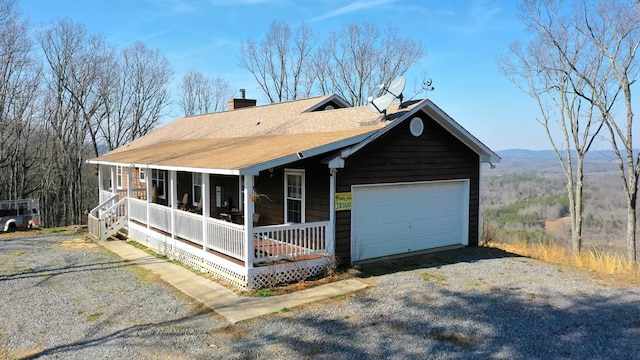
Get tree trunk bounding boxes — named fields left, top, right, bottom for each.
left=627, top=182, right=637, bottom=262
left=572, top=156, right=584, bottom=254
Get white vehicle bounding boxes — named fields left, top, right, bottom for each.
left=0, top=199, right=41, bottom=232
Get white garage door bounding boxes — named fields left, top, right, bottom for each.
left=351, top=180, right=469, bottom=262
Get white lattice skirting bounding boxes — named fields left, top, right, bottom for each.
left=127, top=222, right=329, bottom=290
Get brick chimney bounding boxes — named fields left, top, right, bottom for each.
left=228, top=88, right=257, bottom=110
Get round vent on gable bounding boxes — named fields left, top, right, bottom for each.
left=324, top=104, right=334, bottom=110
left=409, top=117, right=424, bottom=137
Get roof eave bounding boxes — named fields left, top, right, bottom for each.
left=86, top=159, right=241, bottom=175
left=239, top=131, right=374, bottom=175
left=328, top=99, right=501, bottom=167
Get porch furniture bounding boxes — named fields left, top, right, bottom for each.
left=178, top=193, right=189, bottom=210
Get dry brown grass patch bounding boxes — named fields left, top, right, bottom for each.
left=214, top=325, right=249, bottom=339
left=4, top=344, right=44, bottom=360
left=431, top=330, right=481, bottom=349
left=58, top=237, right=97, bottom=250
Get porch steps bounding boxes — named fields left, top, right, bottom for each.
left=101, top=215, right=127, bottom=241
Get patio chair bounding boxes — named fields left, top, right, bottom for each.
left=179, top=193, right=189, bottom=210
left=196, top=196, right=203, bottom=212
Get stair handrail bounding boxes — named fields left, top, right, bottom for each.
left=89, top=193, right=120, bottom=217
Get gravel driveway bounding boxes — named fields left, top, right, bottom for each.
left=1, top=234, right=640, bottom=359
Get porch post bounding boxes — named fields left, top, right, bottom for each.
left=202, top=173, right=210, bottom=252
left=98, top=165, right=104, bottom=192
left=110, top=166, right=117, bottom=195
left=328, top=168, right=336, bottom=255
left=146, top=166, right=151, bottom=230
left=127, top=166, right=133, bottom=223
left=243, top=175, right=255, bottom=269
left=169, top=170, right=177, bottom=251
left=127, top=166, right=133, bottom=198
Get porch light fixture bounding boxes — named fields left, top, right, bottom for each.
left=296, top=151, right=305, bottom=159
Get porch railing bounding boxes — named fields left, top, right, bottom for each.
left=148, top=203, right=171, bottom=233
left=253, top=221, right=328, bottom=264
left=175, top=210, right=203, bottom=245
left=91, top=192, right=119, bottom=218
left=118, top=188, right=147, bottom=200
left=91, top=195, right=328, bottom=265
left=206, top=218, right=245, bottom=260
left=99, top=190, right=114, bottom=204
left=88, top=197, right=127, bottom=240
left=129, top=198, right=148, bottom=224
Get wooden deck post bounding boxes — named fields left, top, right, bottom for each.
left=243, top=175, right=255, bottom=269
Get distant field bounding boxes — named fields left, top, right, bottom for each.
left=482, top=149, right=628, bottom=254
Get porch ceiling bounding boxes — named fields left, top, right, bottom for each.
left=92, top=129, right=379, bottom=172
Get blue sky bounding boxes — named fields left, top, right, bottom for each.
left=19, top=0, right=555, bottom=151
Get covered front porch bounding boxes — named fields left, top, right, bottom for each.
left=88, top=164, right=336, bottom=289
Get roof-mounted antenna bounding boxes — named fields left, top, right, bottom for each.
left=368, top=75, right=407, bottom=114
left=382, top=76, right=406, bottom=105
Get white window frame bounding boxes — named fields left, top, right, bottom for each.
left=192, top=173, right=203, bottom=206
left=116, top=166, right=123, bottom=189
left=152, top=169, right=166, bottom=200
left=284, top=169, right=305, bottom=223
left=139, top=168, right=147, bottom=183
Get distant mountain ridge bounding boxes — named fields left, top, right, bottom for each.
left=497, top=149, right=639, bottom=161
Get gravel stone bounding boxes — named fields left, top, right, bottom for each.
left=1, top=234, right=640, bottom=359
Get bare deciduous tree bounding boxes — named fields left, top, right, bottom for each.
left=38, top=19, right=114, bottom=226
left=498, top=0, right=607, bottom=254
left=239, top=21, right=315, bottom=103
left=317, top=23, right=425, bottom=106
left=502, top=0, right=640, bottom=262
left=100, top=41, right=172, bottom=151
left=179, top=70, right=232, bottom=116
left=0, top=0, right=42, bottom=201
left=239, top=21, right=424, bottom=106
left=578, top=0, right=640, bottom=262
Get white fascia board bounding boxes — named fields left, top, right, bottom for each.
left=240, top=132, right=372, bottom=175
left=86, top=159, right=240, bottom=175
left=421, top=100, right=501, bottom=164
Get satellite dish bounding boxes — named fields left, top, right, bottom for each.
left=367, top=93, right=394, bottom=114
left=386, top=76, right=406, bottom=99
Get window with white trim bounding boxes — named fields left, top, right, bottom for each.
left=152, top=169, right=166, bottom=199
left=116, top=166, right=123, bottom=189
left=285, top=169, right=305, bottom=223
left=139, top=168, right=147, bottom=183
left=192, top=173, right=203, bottom=206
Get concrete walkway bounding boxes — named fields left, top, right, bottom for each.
left=100, top=240, right=367, bottom=323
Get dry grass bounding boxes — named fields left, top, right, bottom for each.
left=58, top=237, right=97, bottom=250
left=489, top=240, right=640, bottom=284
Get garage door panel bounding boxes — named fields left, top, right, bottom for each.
left=351, top=180, right=469, bottom=262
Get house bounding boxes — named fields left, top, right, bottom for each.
left=87, top=92, right=500, bottom=289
